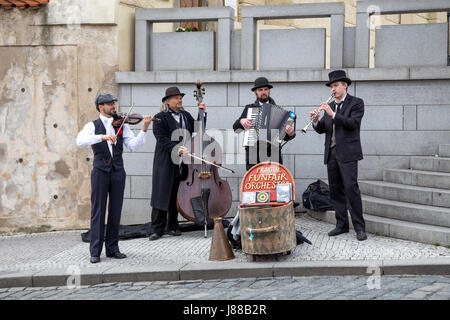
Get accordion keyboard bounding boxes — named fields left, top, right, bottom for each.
left=243, top=107, right=259, bottom=147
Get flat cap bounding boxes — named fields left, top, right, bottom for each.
left=95, top=93, right=118, bottom=106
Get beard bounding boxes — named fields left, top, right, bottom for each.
left=256, top=94, right=269, bottom=103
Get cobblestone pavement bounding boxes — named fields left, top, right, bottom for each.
left=0, top=275, right=449, bottom=300
left=0, top=214, right=449, bottom=273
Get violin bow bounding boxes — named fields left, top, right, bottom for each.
left=185, top=152, right=235, bottom=174
left=114, top=102, right=135, bottom=139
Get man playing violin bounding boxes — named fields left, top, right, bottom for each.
left=76, top=93, right=153, bottom=263
left=149, top=87, right=206, bottom=241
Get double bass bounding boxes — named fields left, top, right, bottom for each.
left=176, top=81, right=233, bottom=237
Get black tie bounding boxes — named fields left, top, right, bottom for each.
left=336, top=102, right=343, bottom=113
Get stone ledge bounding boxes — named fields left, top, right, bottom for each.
left=1, top=259, right=449, bottom=288
left=116, top=67, right=450, bottom=84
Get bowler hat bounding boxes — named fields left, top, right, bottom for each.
left=162, top=87, right=185, bottom=102
left=326, top=70, right=352, bottom=87
left=251, top=77, right=273, bottom=91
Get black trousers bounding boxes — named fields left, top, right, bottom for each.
left=90, top=167, right=126, bottom=257
left=327, top=147, right=365, bottom=232
left=151, top=175, right=181, bottom=236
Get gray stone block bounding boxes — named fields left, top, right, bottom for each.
left=383, top=168, right=450, bottom=190
left=355, top=12, right=370, bottom=68
left=273, top=261, right=376, bottom=277
left=330, top=14, right=344, bottom=69
left=360, top=131, right=450, bottom=156
left=120, top=199, right=151, bottom=225
left=124, top=176, right=131, bottom=199
left=131, top=84, right=227, bottom=108
left=381, top=258, right=450, bottom=276
left=231, top=30, right=241, bottom=70
left=136, top=6, right=234, bottom=21
left=0, top=271, right=33, bottom=288
left=411, top=156, right=450, bottom=174
left=227, top=83, right=239, bottom=106
left=119, top=84, right=131, bottom=106
left=355, top=80, right=450, bottom=106
left=357, top=0, right=450, bottom=15
left=362, top=195, right=450, bottom=227
left=123, top=153, right=153, bottom=176
left=403, top=105, right=417, bottom=131
left=179, top=262, right=274, bottom=280
left=343, top=27, right=355, bottom=68
left=151, top=32, right=215, bottom=71
left=375, top=24, right=448, bottom=68
left=439, top=144, right=450, bottom=158
left=418, top=105, right=450, bottom=130
left=361, top=106, right=403, bottom=130
left=131, top=176, right=152, bottom=199
left=259, top=28, right=326, bottom=70
left=294, top=155, right=327, bottom=179
left=241, top=3, right=345, bottom=19
left=102, top=265, right=183, bottom=283
left=355, top=155, right=413, bottom=181
left=360, top=180, right=450, bottom=208
left=32, top=267, right=107, bottom=288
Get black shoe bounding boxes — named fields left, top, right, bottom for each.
left=90, top=256, right=100, bottom=264
left=166, top=229, right=182, bottom=236
left=149, top=233, right=162, bottom=241
left=328, top=227, right=349, bottom=237
left=106, top=251, right=127, bottom=259
left=356, top=230, right=368, bottom=241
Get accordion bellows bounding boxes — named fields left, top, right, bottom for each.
left=243, top=103, right=292, bottom=147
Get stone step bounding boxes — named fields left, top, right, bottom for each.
left=362, top=195, right=450, bottom=228
left=307, top=211, right=450, bottom=246
left=383, top=168, right=450, bottom=190
left=439, top=144, right=450, bottom=158
left=359, top=180, right=450, bottom=208
left=410, top=156, right=450, bottom=173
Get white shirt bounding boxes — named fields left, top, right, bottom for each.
left=76, top=114, right=146, bottom=156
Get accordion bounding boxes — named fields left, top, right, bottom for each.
left=243, top=103, right=296, bottom=147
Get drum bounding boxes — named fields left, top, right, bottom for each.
left=239, top=201, right=296, bottom=255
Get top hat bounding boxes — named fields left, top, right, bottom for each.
left=251, top=77, right=273, bottom=91
left=162, top=87, right=185, bottom=102
left=326, top=70, right=352, bottom=87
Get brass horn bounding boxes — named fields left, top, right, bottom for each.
left=301, top=94, right=335, bottom=134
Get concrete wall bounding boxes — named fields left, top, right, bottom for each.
left=0, top=2, right=120, bottom=231
left=115, top=70, right=450, bottom=224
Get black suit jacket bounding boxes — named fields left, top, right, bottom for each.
left=233, top=98, right=296, bottom=169
left=151, top=110, right=205, bottom=211
left=314, top=94, right=364, bottom=164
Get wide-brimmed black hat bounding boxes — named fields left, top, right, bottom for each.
left=326, top=70, right=352, bottom=87
left=251, top=77, right=273, bottom=91
left=162, top=87, right=185, bottom=102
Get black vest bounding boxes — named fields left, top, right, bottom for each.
left=91, top=118, right=124, bottom=172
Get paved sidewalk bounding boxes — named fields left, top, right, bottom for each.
left=0, top=214, right=449, bottom=288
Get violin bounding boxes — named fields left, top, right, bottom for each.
left=176, top=81, right=233, bottom=237
left=112, top=112, right=161, bottom=128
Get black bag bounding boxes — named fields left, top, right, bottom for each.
left=302, top=179, right=334, bottom=211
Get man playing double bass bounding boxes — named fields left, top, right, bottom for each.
left=150, top=87, right=206, bottom=241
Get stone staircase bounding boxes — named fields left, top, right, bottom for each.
left=309, top=144, right=450, bottom=246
